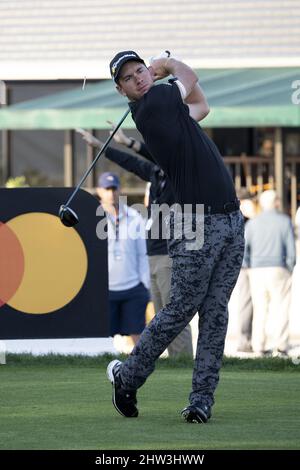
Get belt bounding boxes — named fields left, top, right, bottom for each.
left=171, top=199, right=240, bottom=215
left=204, top=199, right=240, bottom=215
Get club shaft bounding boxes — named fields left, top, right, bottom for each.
left=64, top=108, right=130, bottom=208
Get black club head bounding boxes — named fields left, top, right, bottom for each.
left=59, top=205, right=79, bottom=227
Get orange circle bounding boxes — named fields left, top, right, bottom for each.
left=0, top=221, right=25, bottom=307
left=5, top=213, right=88, bottom=314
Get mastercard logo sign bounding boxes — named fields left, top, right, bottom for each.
left=0, top=212, right=88, bottom=314
left=0, top=188, right=108, bottom=340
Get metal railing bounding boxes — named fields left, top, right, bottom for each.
left=224, top=155, right=300, bottom=219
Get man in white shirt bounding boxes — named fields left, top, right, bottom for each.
left=97, top=172, right=150, bottom=346
left=244, top=190, right=296, bottom=355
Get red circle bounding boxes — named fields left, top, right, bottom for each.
left=0, top=221, right=25, bottom=307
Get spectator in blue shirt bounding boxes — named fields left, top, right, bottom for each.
left=97, top=172, right=150, bottom=346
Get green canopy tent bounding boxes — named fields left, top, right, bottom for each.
left=0, top=68, right=299, bottom=129
left=1, top=68, right=299, bottom=214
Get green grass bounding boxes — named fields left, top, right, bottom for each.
left=5, top=352, right=300, bottom=371
left=1, top=355, right=300, bottom=450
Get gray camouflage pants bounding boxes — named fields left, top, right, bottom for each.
left=118, top=210, right=244, bottom=408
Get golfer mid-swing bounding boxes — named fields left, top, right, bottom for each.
left=107, top=50, right=244, bottom=423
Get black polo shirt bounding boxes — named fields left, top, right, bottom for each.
left=129, top=83, right=236, bottom=207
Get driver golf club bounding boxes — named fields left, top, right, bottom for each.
left=59, top=108, right=130, bottom=227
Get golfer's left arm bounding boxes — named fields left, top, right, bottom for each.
left=167, top=59, right=209, bottom=122
left=183, top=82, right=210, bottom=122
left=150, top=57, right=209, bottom=122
